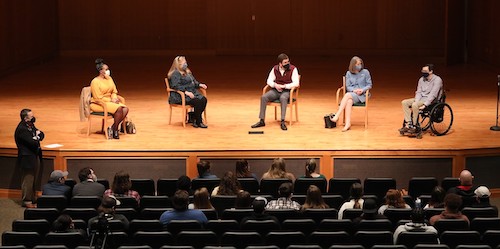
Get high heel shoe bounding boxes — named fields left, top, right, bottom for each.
left=113, top=129, right=120, bottom=139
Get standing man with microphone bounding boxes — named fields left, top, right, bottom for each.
left=15, top=108, right=44, bottom=208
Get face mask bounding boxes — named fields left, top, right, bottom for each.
left=31, top=117, right=36, bottom=123
left=182, top=63, right=188, bottom=70
left=422, top=72, right=430, bottom=78
left=283, top=64, right=290, bottom=70
left=105, top=69, right=111, bottom=76
left=355, top=65, right=363, bottom=71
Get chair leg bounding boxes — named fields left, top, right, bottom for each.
left=87, top=117, right=91, bottom=136
left=182, top=108, right=186, bottom=128
left=295, top=103, right=299, bottom=122
left=168, top=106, right=173, bottom=125
left=289, top=105, right=293, bottom=126
left=365, top=108, right=368, bottom=128
left=102, top=119, right=108, bottom=139
left=274, top=106, right=278, bottom=121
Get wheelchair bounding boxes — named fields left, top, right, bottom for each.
left=400, top=91, right=453, bottom=139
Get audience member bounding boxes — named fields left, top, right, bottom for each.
left=447, top=170, right=476, bottom=207
left=160, top=190, right=208, bottom=227
left=72, top=167, right=105, bottom=197
left=42, top=170, right=71, bottom=198
left=472, top=186, right=497, bottom=211
left=429, top=193, right=470, bottom=225
left=261, top=158, right=296, bottom=181
left=378, top=189, right=411, bottom=215
left=424, top=186, right=446, bottom=209
left=265, top=182, right=301, bottom=210
left=52, top=214, right=87, bottom=237
left=241, top=196, right=280, bottom=225
left=235, top=159, right=257, bottom=179
left=299, top=159, right=325, bottom=178
left=212, top=171, right=242, bottom=196
left=338, top=183, right=364, bottom=219
left=235, top=191, right=252, bottom=208
left=393, top=208, right=438, bottom=244
left=301, top=185, right=329, bottom=210
left=176, top=175, right=193, bottom=196
left=104, top=170, right=140, bottom=203
left=353, top=198, right=387, bottom=224
left=88, top=195, right=130, bottom=231
left=196, top=160, right=217, bottom=179
left=189, top=187, right=214, bottom=210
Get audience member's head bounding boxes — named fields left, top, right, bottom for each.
left=235, top=191, right=252, bottom=208
left=193, top=187, right=213, bottom=209
left=444, top=193, right=463, bottom=213
left=278, top=182, right=293, bottom=198
left=410, top=207, right=425, bottom=224
left=474, top=186, right=491, bottom=202
left=350, top=183, right=364, bottom=209
left=49, top=170, right=68, bottom=184
left=197, top=160, right=212, bottom=177
left=429, top=186, right=446, bottom=207
left=459, top=170, right=474, bottom=186
left=303, top=185, right=329, bottom=209
left=384, top=189, right=407, bottom=208
left=267, top=158, right=287, bottom=178
left=78, top=167, right=97, bottom=182
left=111, top=170, right=132, bottom=195
left=98, top=195, right=120, bottom=215
left=53, top=214, right=74, bottom=232
left=304, top=159, right=317, bottom=178
left=362, top=198, right=378, bottom=216
left=235, top=159, right=253, bottom=178
left=172, top=190, right=190, bottom=211
left=252, top=196, right=268, bottom=214
left=176, top=175, right=191, bottom=192
left=217, top=171, right=241, bottom=195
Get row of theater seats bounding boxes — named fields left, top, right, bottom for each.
left=3, top=228, right=500, bottom=249
left=65, top=177, right=460, bottom=199
left=1, top=244, right=500, bottom=249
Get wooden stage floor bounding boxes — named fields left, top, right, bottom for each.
left=0, top=55, right=499, bottom=153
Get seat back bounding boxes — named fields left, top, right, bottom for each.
left=281, top=219, right=317, bottom=236
left=221, top=231, right=263, bottom=249
left=157, top=178, right=180, bottom=197
left=308, top=231, right=351, bottom=249
left=259, top=179, right=293, bottom=198
left=424, top=208, right=445, bottom=220
left=481, top=230, right=500, bottom=248
left=317, top=219, right=353, bottom=234
left=293, top=178, right=327, bottom=194
left=413, top=244, right=450, bottom=249
left=396, top=231, right=439, bottom=249
left=1, top=231, right=42, bottom=249
left=128, top=219, right=163, bottom=235
left=322, top=195, right=345, bottom=210
left=462, top=207, right=498, bottom=221
left=12, top=219, right=51, bottom=236
left=341, top=208, right=363, bottom=221
left=191, top=178, right=220, bottom=193
left=470, top=217, right=500, bottom=235
left=221, top=209, right=254, bottom=223
left=176, top=231, right=218, bottom=249
left=140, top=208, right=172, bottom=220
left=264, top=231, right=306, bottom=249
left=165, top=219, right=202, bottom=235
left=264, top=209, right=301, bottom=223
left=372, top=246, right=408, bottom=249
left=24, top=208, right=60, bottom=224
left=70, top=196, right=101, bottom=208
left=364, top=178, right=397, bottom=202
left=44, top=232, right=86, bottom=249
left=205, top=219, right=239, bottom=238
left=133, top=231, right=175, bottom=249
left=353, top=231, right=393, bottom=249
left=131, top=179, right=155, bottom=196
left=440, top=231, right=481, bottom=249
left=96, top=179, right=109, bottom=190
left=441, top=178, right=460, bottom=192
left=61, top=208, right=98, bottom=223
left=433, top=219, right=470, bottom=235
left=357, top=219, right=393, bottom=231
left=37, top=195, right=68, bottom=211
left=328, top=178, right=361, bottom=200
left=302, top=208, right=339, bottom=223
left=408, top=177, right=438, bottom=199
left=240, top=219, right=280, bottom=235
left=199, top=209, right=218, bottom=220
left=238, top=178, right=260, bottom=194
left=140, top=196, right=171, bottom=209
left=384, top=208, right=413, bottom=227
left=211, top=195, right=238, bottom=216
left=115, top=196, right=139, bottom=209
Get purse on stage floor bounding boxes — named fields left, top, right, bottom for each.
left=324, top=113, right=336, bottom=128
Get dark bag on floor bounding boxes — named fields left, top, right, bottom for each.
left=324, top=113, right=336, bottom=128
left=126, top=120, right=136, bottom=134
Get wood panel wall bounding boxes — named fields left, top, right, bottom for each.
left=467, top=0, right=500, bottom=67
left=0, top=0, right=58, bottom=76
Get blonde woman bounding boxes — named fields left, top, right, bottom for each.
left=261, top=158, right=296, bottom=181
left=301, top=185, right=329, bottom=210
left=167, top=56, right=208, bottom=128
left=189, top=187, right=214, bottom=210
left=330, top=56, right=372, bottom=131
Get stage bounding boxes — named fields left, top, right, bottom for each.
left=0, top=55, right=499, bottom=197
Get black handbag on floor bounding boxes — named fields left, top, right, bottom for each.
left=324, top=113, right=336, bottom=128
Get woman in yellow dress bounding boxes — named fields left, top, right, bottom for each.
left=90, top=58, right=129, bottom=139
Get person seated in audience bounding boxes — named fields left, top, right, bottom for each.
left=72, top=167, right=105, bottom=197
left=235, top=191, right=252, bottom=209
left=472, top=186, right=497, bottom=211
left=196, top=160, right=217, bottom=179
left=301, top=185, right=329, bottom=211
left=338, top=183, right=364, bottom=219
left=429, top=193, right=470, bottom=225
left=52, top=214, right=87, bottom=238
left=189, top=187, right=214, bottom=210
left=42, top=170, right=71, bottom=199
left=176, top=175, right=193, bottom=196
left=212, top=171, right=242, bottom=196
left=393, top=208, right=438, bottom=244
left=353, top=198, right=387, bottom=224
left=265, top=182, right=301, bottom=210
left=160, top=190, right=208, bottom=227
left=261, top=158, right=296, bottom=181
left=104, top=170, right=140, bottom=203
left=378, top=189, right=411, bottom=215
left=88, top=195, right=130, bottom=231
left=447, top=170, right=477, bottom=208
left=235, top=159, right=257, bottom=179
left=299, top=159, right=325, bottom=178
left=424, top=186, right=446, bottom=209
left=241, top=196, right=280, bottom=225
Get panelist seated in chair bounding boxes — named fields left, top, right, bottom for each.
left=400, top=63, right=443, bottom=134
left=91, top=58, right=129, bottom=139
left=330, top=56, right=372, bottom=132
left=167, top=55, right=208, bottom=128
left=251, top=53, right=300, bottom=131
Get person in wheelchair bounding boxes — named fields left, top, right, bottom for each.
left=400, top=64, right=443, bottom=134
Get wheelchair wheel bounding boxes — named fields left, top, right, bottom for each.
left=430, top=102, right=453, bottom=136
left=418, top=110, right=432, bottom=131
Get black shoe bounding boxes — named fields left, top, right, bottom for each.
left=197, top=122, right=208, bottom=128
left=192, top=122, right=199, bottom=128
left=251, top=120, right=265, bottom=128
left=113, top=130, right=120, bottom=139
left=281, top=121, right=288, bottom=131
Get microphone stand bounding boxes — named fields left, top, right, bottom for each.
left=491, top=75, right=500, bottom=131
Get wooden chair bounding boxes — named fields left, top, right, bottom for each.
left=83, top=86, right=126, bottom=139
left=164, top=78, right=207, bottom=127
left=335, top=76, right=369, bottom=128
left=262, top=75, right=300, bottom=126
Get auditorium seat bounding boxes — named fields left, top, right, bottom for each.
left=302, top=208, right=338, bottom=223
left=470, top=217, right=500, bottom=234
left=264, top=209, right=301, bottom=223
left=424, top=208, right=444, bottom=221
left=211, top=195, right=238, bottom=216
left=287, top=245, right=321, bottom=249
left=408, top=177, right=438, bottom=199
left=140, top=208, right=171, bottom=220
left=413, top=244, right=450, bottom=249
left=322, top=195, right=345, bottom=210
left=440, top=178, right=459, bottom=192
left=33, top=246, right=68, bottom=249
left=245, top=246, right=279, bottom=249
left=281, top=219, right=316, bottom=236
left=160, top=246, right=194, bottom=249
left=265, top=231, right=306, bottom=249
left=433, top=219, right=469, bottom=235
left=70, top=196, right=101, bottom=209
left=383, top=208, right=412, bottom=227
left=203, top=247, right=236, bottom=249
left=115, top=207, right=139, bottom=221
left=318, top=219, right=353, bottom=234
left=157, top=179, right=179, bottom=197
left=461, top=207, right=498, bottom=221
left=36, top=195, right=68, bottom=211
left=176, top=231, right=218, bottom=249
left=221, top=231, right=263, bottom=249
left=199, top=209, right=218, bottom=220
left=133, top=231, right=175, bottom=249
left=328, top=178, right=361, bottom=200
left=372, top=246, right=408, bottom=249
left=396, top=231, right=439, bottom=249
left=241, top=219, right=280, bottom=236
left=140, top=196, right=171, bottom=209
left=353, top=231, right=393, bottom=249
left=128, top=219, right=163, bottom=235
left=356, top=219, right=393, bottom=231
left=44, top=231, right=86, bottom=249
left=64, top=179, right=76, bottom=191
left=165, top=220, right=203, bottom=235
left=328, top=245, right=365, bottom=249
left=455, top=245, right=492, bottom=249
left=363, top=178, right=396, bottom=202
left=221, top=209, right=254, bottom=223
left=118, top=246, right=153, bottom=249
left=12, top=219, right=51, bottom=236
left=116, top=196, right=139, bottom=209
left=62, top=208, right=98, bottom=222
left=308, top=231, right=351, bottom=249
left=1, top=231, right=42, bottom=249
left=131, top=179, right=156, bottom=197
left=97, top=179, right=110, bottom=190
left=481, top=230, right=500, bottom=249
left=0, top=245, right=27, bottom=249
left=191, top=178, right=220, bottom=193
left=342, top=209, right=363, bottom=221
left=205, top=219, right=239, bottom=239
left=293, top=178, right=327, bottom=194
left=89, top=218, right=127, bottom=232
left=440, top=231, right=481, bottom=249
left=24, top=208, right=60, bottom=224
left=238, top=178, right=260, bottom=194
left=260, top=179, right=293, bottom=198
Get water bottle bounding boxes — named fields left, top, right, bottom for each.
left=415, top=198, right=422, bottom=209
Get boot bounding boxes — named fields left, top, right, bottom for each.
left=113, top=129, right=120, bottom=139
